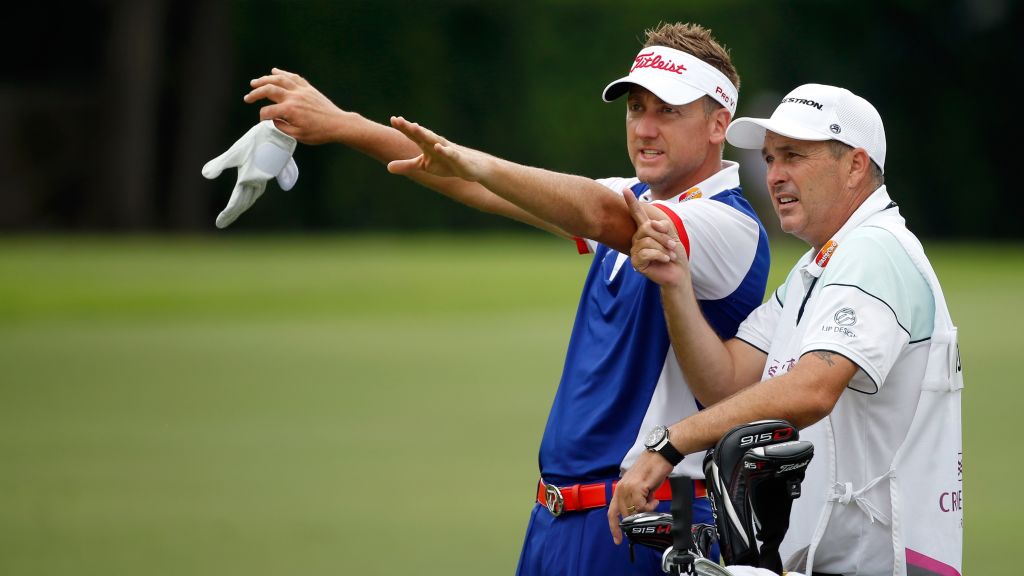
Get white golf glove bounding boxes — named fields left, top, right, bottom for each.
left=202, top=120, right=299, bottom=228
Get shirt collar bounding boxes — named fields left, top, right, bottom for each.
left=638, top=160, right=740, bottom=203
left=802, top=185, right=895, bottom=278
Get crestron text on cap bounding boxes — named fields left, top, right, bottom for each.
left=782, top=97, right=823, bottom=110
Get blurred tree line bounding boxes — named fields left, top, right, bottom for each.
left=2, top=0, right=1018, bottom=238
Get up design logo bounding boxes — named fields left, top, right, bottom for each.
left=834, top=307, right=857, bottom=326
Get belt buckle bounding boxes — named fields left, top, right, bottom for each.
left=543, top=483, right=564, bottom=517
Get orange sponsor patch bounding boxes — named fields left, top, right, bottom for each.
left=815, top=239, right=839, bottom=268
left=679, top=187, right=702, bottom=202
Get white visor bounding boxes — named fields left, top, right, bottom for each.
left=602, top=46, right=737, bottom=114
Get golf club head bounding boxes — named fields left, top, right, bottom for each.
left=621, top=512, right=674, bottom=553
left=691, top=523, right=718, bottom=559
left=620, top=513, right=720, bottom=560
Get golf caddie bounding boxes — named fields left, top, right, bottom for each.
left=613, top=83, right=963, bottom=576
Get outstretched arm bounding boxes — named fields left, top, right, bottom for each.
left=244, top=68, right=566, bottom=236
left=387, top=116, right=643, bottom=253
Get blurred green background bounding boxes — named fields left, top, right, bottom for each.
left=2, top=0, right=1020, bottom=574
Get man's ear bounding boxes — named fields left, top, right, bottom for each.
left=847, top=147, right=872, bottom=188
left=709, top=106, right=730, bottom=145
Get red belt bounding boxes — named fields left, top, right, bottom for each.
left=537, top=478, right=707, bottom=517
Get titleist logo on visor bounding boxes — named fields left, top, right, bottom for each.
left=631, top=51, right=687, bottom=75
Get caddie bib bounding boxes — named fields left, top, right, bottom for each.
left=765, top=187, right=963, bottom=575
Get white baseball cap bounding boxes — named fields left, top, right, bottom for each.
left=726, top=83, right=886, bottom=172
left=602, top=45, right=738, bottom=115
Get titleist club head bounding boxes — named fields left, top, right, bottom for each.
left=741, top=440, right=815, bottom=498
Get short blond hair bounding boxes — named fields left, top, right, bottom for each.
left=643, top=22, right=740, bottom=95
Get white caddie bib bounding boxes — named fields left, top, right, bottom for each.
left=765, top=188, right=963, bottom=576
left=876, top=219, right=963, bottom=576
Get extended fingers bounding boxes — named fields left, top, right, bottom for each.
left=387, top=145, right=458, bottom=175
left=249, top=72, right=298, bottom=93
left=244, top=83, right=295, bottom=129
left=244, top=83, right=291, bottom=104
left=386, top=155, right=424, bottom=175
left=390, top=116, right=447, bottom=148
left=250, top=67, right=309, bottom=91
left=271, top=67, right=309, bottom=87
left=389, top=115, right=417, bottom=138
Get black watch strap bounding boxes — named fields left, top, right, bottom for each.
left=656, top=439, right=685, bottom=467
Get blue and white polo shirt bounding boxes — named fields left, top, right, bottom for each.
left=539, top=161, right=770, bottom=485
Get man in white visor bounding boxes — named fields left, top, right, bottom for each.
left=240, top=22, right=769, bottom=576
left=619, top=83, right=963, bottom=576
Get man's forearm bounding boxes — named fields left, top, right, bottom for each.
left=661, top=278, right=749, bottom=405
left=333, top=111, right=422, bottom=164
left=477, top=156, right=636, bottom=252
left=333, top=113, right=566, bottom=235
left=669, top=351, right=854, bottom=454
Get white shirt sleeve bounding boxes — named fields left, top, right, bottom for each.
left=798, top=230, right=930, bottom=393
left=735, top=291, right=782, bottom=354
left=594, top=176, right=639, bottom=195
left=800, top=284, right=908, bottom=393
left=653, top=198, right=762, bottom=300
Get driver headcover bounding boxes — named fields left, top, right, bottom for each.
left=740, top=440, right=814, bottom=573
left=702, top=420, right=798, bottom=568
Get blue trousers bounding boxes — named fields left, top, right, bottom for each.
left=515, top=494, right=715, bottom=576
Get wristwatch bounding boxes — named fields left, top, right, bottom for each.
left=643, top=425, right=684, bottom=466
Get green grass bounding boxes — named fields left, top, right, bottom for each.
left=0, top=234, right=1019, bottom=575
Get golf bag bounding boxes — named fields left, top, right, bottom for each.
left=703, top=420, right=814, bottom=573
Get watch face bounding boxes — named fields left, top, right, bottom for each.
left=644, top=426, right=665, bottom=448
